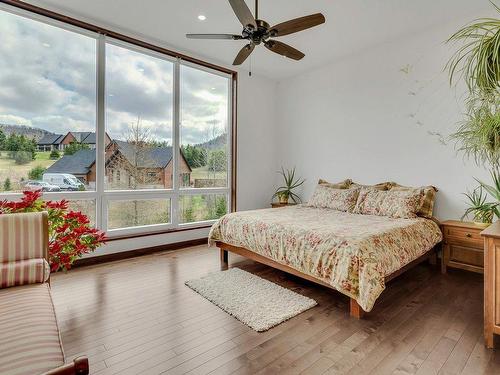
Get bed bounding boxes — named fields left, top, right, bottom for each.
left=209, top=204, right=442, bottom=318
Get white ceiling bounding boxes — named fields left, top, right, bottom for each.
left=25, top=0, right=494, bottom=80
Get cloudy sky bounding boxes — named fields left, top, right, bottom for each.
left=0, top=9, right=229, bottom=145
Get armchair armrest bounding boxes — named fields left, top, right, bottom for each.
left=42, top=357, right=89, bottom=375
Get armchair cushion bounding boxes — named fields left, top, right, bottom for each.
left=0, top=259, right=50, bottom=289
left=0, top=283, right=65, bottom=375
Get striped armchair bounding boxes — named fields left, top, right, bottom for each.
left=0, top=212, right=89, bottom=375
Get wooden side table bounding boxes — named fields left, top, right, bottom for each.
left=441, top=220, right=489, bottom=274
left=271, top=202, right=297, bottom=208
left=482, top=221, right=500, bottom=348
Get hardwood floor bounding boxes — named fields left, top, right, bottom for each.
left=50, top=244, right=500, bottom=375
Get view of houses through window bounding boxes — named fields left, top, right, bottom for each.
left=0, top=7, right=232, bottom=235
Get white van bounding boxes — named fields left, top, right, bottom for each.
left=43, top=173, right=85, bottom=191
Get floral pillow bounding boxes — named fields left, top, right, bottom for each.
left=350, top=181, right=392, bottom=191
left=389, top=183, right=437, bottom=218
left=353, top=188, right=423, bottom=219
left=318, top=178, right=352, bottom=189
left=307, top=184, right=360, bottom=212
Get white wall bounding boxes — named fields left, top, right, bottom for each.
left=274, top=16, right=491, bottom=221
left=236, top=73, right=278, bottom=211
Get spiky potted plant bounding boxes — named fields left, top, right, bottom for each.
left=272, top=167, right=305, bottom=204
left=463, top=186, right=496, bottom=224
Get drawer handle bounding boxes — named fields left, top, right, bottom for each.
left=466, top=233, right=472, bottom=238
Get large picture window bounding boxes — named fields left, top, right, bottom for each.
left=0, top=5, right=234, bottom=238
left=180, top=64, right=229, bottom=189
left=105, top=42, right=174, bottom=191
left=0, top=9, right=97, bottom=192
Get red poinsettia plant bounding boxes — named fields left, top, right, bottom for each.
left=0, top=191, right=106, bottom=272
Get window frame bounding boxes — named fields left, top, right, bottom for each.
left=0, top=1, right=237, bottom=240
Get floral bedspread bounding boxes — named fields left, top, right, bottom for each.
left=209, top=205, right=442, bottom=312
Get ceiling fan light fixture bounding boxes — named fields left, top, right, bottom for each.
left=197, top=14, right=206, bottom=21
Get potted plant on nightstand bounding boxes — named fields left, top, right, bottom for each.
left=272, top=167, right=305, bottom=205
left=463, top=186, right=497, bottom=224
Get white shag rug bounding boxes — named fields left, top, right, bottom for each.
left=185, top=268, right=318, bottom=332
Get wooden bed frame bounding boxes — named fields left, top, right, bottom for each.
left=216, top=241, right=440, bottom=319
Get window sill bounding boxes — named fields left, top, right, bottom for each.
left=105, top=224, right=213, bottom=241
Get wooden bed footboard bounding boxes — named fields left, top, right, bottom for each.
left=43, top=357, right=89, bottom=375
left=216, top=241, right=440, bottom=319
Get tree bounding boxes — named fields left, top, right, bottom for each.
left=205, top=195, right=227, bottom=220
left=207, top=149, right=226, bottom=172
left=3, top=178, right=11, bottom=191
left=150, top=140, right=171, bottom=148
left=5, top=134, right=36, bottom=163
left=215, top=196, right=227, bottom=218
left=30, top=138, right=37, bottom=160
left=14, top=151, right=32, bottom=165
left=183, top=205, right=194, bottom=223
left=5, top=133, right=20, bottom=154
left=123, top=117, right=157, bottom=189
left=181, top=144, right=207, bottom=168
left=64, top=141, right=90, bottom=156
left=0, top=129, right=6, bottom=150
left=28, top=166, right=46, bottom=180
left=50, top=149, right=60, bottom=159
left=109, top=117, right=159, bottom=226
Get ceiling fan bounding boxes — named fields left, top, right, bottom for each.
left=186, top=0, right=325, bottom=65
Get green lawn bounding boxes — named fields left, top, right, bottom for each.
left=191, top=166, right=226, bottom=181
left=0, top=151, right=57, bottom=191
left=34, top=151, right=54, bottom=162
left=180, top=194, right=226, bottom=223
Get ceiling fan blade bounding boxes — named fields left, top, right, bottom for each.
left=186, top=34, right=242, bottom=40
left=228, top=0, right=257, bottom=29
left=233, top=43, right=255, bottom=65
left=264, top=40, right=305, bottom=60
left=270, top=13, right=325, bottom=37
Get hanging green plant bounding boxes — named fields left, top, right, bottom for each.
left=447, top=2, right=500, bottom=223
left=451, top=99, right=500, bottom=168
left=447, top=1, right=500, bottom=97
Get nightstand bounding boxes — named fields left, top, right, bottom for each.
left=482, top=221, right=500, bottom=348
left=441, top=220, right=489, bottom=274
left=271, top=202, right=297, bottom=208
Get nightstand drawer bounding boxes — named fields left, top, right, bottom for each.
left=449, top=244, right=483, bottom=268
left=444, top=226, right=482, bottom=241
left=444, top=228, right=483, bottom=248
